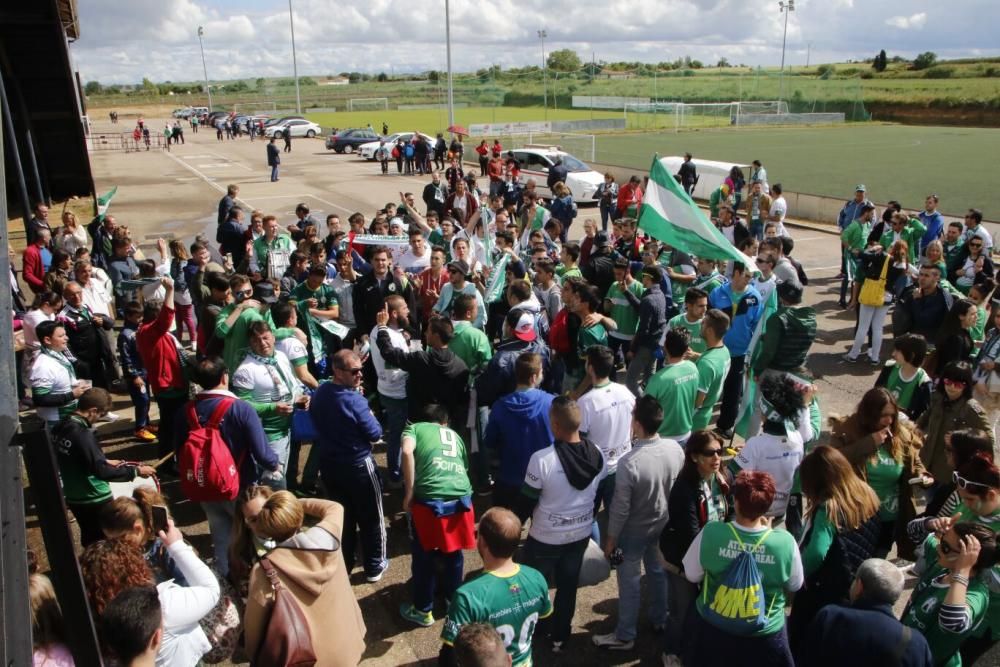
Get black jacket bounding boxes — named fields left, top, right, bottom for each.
left=547, top=163, right=569, bottom=190
left=798, top=600, right=933, bottom=667
left=660, top=472, right=730, bottom=569
left=583, top=248, right=617, bottom=299
left=353, top=272, right=417, bottom=336
left=266, top=142, right=280, bottom=166
left=374, top=329, right=469, bottom=422
left=422, top=181, right=448, bottom=218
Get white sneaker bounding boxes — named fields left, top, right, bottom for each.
left=592, top=632, right=634, bottom=650
left=99, top=412, right=120, bottom=423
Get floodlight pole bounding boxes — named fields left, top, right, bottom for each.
left=538, top=30, right=547, bottom=120
left=445, top=0, right=455, bottom=128
left=779, top=0, right=794, bottom=102
left=288, top=0, right=302, bottom=114
left=197, top=27, right=212, bottom=110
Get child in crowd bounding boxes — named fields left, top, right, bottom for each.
left=118, top=301, right=156, bottom=442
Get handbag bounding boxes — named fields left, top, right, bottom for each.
left=198, top=570, right=241, bottom=663
left=859, top=254, right=890, bottom=307
left=253, top=557, right=317, bottom=667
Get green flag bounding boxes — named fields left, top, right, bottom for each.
left=484, top=254, right=510, bottom=304
left=95, top=186, right=118, bottom=221
left=637, top=156, right=754, bottom=267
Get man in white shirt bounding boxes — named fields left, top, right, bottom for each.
left=963, top=207, right=993, bottom=250
left=750, top=159, right=769, bottom=194
left=75, top=259, right=121, bottom=381
left=577, top=346, right=635, bottom=543
left=520, top=396, right=606, bottom=651
left=769, top=183, right=788, bottom=237
left=398, top=229, right=432, bottom=273
left=371, top=294, right=411, bottom=486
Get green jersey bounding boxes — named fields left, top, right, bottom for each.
left=405, top=422, right=472, bottom=501
left=904, top=535, right=989, bottom=667
left=972, top=304, right=988, bottom=348
left=442, top=565, right=553, bottom=666
left=692, top=347, right=731, bottom=430
left=882, top=362, right=931, bottom=412
left=866, top=446, right=904, bottom=521
left=578, top=322, right=608, bottom=362
left=606, top=281, right=644, bottom=339
left=290, top=281, right=339, bottom=361
left=952, top=502, right=1000, bottom=636
left=555, top=265, right=582, bottom=282
left=251, top=234, right=295, bottom=279
left=449, top=321, right=493, bottom=377
left=645, top=360, right=699, bottom=438
left=692, top=270, right=725, bottom=295
left=669, top=313, right=706, bottom=355
left=695, top=521, right=799, bottom=636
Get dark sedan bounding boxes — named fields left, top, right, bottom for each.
left=326, top=128, right=380, bottom=152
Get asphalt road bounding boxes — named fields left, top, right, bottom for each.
left=58, top=120, right=975, bottom=666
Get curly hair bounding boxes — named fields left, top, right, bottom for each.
left=80, top=540, right=153, bottom=616
left=759, top=375, right=805, bottom=423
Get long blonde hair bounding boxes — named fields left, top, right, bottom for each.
left=800, top=446, right=879, bottom=531
left=229, top=485, right=274, bottom=583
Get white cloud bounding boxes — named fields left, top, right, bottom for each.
left=69, top=0, right=996, bottom=84
left=885, top=12, right=927, bottom=29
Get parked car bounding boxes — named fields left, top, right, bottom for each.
left=172, top=107, right=192, bottom=118
left=358, top=132, right=435, bottom=160
left=509, top=147, right=604, bottom=204
left=326, top=128, right=380, bottom=153
left=264, top=115, right=305, bottom=127
left=264, top=119, right=323, bottom=139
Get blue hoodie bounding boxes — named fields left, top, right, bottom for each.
left=708, top=283, right=764, bottom=357
left=483, top=388, right=555, bottom=487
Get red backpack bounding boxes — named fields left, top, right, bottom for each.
left=179, top=397, right=243, bottom=502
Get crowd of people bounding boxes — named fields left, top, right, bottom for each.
left=13, top=143, right=1000, bottom=667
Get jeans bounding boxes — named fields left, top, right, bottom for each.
left=848, top=304, right=889, bottom=362
left=380, top=394, right=408, bottom=482
left=174, top=303, right=197, bottom=347
left=608, top=335, right=630, bottom=368
left=614, top=533, right=669, bottom=641
left=749, top=221, right=764, bottom=241
left=321, top=455, right=387, bottom=576
left=625, top=345, right=657, bottom=397
left=409, top=513, right=464, bottom=613
left=270, top=164, right=279, bottom=181
left=128, top=378, right=151, bottom=429
left=590, top=473, right=616, bottom=543
left=265, top=435, right=291, bottom=490
left=201, top=500, right=235, bottom=576
left=663, top=568, right=698, bottom=656
left=522, top=536, right=589, bottom=642
left=600, top=204, right=614, bottom=232
left=716, top=354, right=746, bottom=433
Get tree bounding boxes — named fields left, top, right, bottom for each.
left=377, top=72, right=388, bottom=82
left=547, top=48, right=582, bottom=72
left=872, top=49, right=887, bottom=72
left=255, top=77, right=266, bottom=89
left=690, top=60, right=704, bottom=69
left=716, top=57, right=731, bottom=68
left=84, top=81, right=103, bottom=95
left=912, top=51, right=937, bottom=70
left=427, top=70, right=440, bottom=83
left=141, top=77, right=157, bottom=93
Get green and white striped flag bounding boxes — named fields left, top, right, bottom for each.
left=95, top=186, right=118, bottom=221
left=734, top=286, right=780, bottom=439
left=638, top=156, right=754, bottom=267
left=484, top=254, right=510, bottom=304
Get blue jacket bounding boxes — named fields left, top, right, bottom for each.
left=117, top=322, right=146, bottom=379
left=173, top=391, right=280, bottom=488
left=310, top=382, right=382, bottom=466
left=475, top=338, right=560, bottom=406
left=483, top=388, right=555, bottom=487
left=708, top=283, right=764, bottom=356
left=838, top=198, right=870, bottom=230
left=918, top=210, right=944, bottom=255
left=799, top=600, right=933, bottom=667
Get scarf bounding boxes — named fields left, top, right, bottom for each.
left=41, top=346, right=77, bottom=379
left=248, top=351, right=293, bottom=401
left=554, top=437, right=603, bottom=490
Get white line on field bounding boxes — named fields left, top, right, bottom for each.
left=164, top=151, right=255, bottom=210
left=203, top=149, right=254, bottom=171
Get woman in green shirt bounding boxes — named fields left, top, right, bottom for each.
left=787, top=446, right=881, bottom=652
left=903, top=522, right=996, bottom=667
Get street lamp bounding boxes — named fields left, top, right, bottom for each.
left=288, top=0, right=302, bottom=114
left=197, top=26, right=212, bottom=110
left=778, top=0, right=795, bottom=102
left=538, top=29, right=547, bottom=120
left=445, top=0, right=455, bottom=128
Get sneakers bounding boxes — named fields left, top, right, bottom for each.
left=592, top=633, right=634, bottom=650
left=134, top=428, right=157, bottom=442
left=147, top=423, right=159, bottom=434
left=869, top=357, right=881, bottom=367
left=366, top=564, right=388, bottom=583
left=98, top=412, right=120, bottom=423
left=715, top=427, right=734, bottom=440
left=399, top=603, right=434, bottom=627
left=843, top=353, right=859, bottom=363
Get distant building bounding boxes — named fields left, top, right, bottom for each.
left=604, top=71, right=635, bottom=80
left=321, top=77, right=350, bottom=86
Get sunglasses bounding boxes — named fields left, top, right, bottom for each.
left=700, top=448, right=723, bottom=458
left=340, top=366, right=363, bottom=375
left=953, top=471, right=992, bottom=491
left=970, top=243, right=983, bottom=248
left=943, top=378, right=968, bottom=388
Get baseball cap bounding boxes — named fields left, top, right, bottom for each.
left=447, top=259, right=470, bottom=276
left=252, top=281, right=278, bottom=304
left=776, top=280, right=804, bottom=304
left=855, top=184, right=867, bottom=193
left=594, top=230, right=611, bottom=248
left=507, top=309, right=537, bottom=342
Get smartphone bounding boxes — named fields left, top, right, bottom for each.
left=151, top=504, right=169, bottom=534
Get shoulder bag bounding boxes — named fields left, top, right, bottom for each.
left=252, top=557, right=317, bottom=667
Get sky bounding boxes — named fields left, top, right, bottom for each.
left=70, top=0, right=999, bottom=84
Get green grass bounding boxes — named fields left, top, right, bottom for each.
left=305, top=106, right=621, bottom=134
left=591, top=124, right=999, bottom=217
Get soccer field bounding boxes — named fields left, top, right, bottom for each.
left=591, top=123, right=998, bottom=217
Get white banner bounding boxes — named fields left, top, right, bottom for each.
left=469, top=121, right=551, bottom=137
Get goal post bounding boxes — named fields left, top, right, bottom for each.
left=624, top=100, right=789, bottom=132
left=347, top=97, right=389, bottom=112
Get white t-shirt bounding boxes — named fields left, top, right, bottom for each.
left=80, top=281, right=113, bottom=318
left=578, top=382, right=635, bottom=474
left=231, top=350, right=301, bottom=405
left=370, top=325, right=409, bottom=399
left=770, top=196, right=788, bottom=236
left=23, top=309, right=54, bottom=349
left=276, top=337, right=309, bottom=367
left=398, top=248, right=431, bottom=273
left=30, top=351, right=77, bottom=422
left=524, top=445, right=606, bottom=544
left=753, top=275, right=777, bottom=305
left=733, top=408, right=813, bottom=518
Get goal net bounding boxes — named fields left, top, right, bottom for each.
left=624, top=101, right=789, bottom=132
left=347, top=97, right=389, bottom=112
